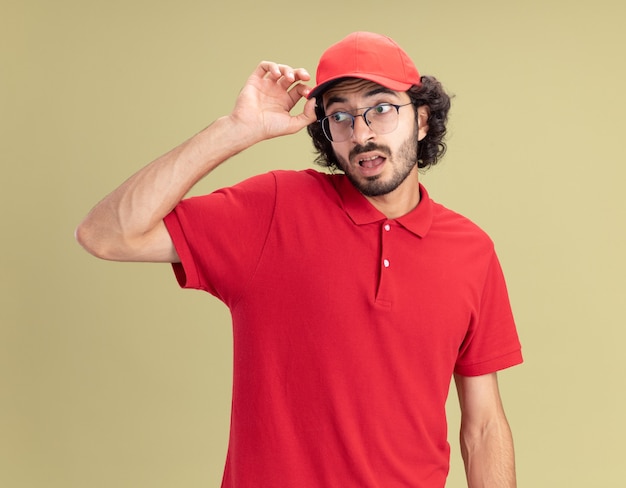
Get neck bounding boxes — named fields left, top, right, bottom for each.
left=365, top=169, right=421, bottom=219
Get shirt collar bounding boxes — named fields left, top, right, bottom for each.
left=333, top=175, right=433, bottom=238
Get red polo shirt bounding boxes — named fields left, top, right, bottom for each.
left=164, top=169, right=522, bottom=488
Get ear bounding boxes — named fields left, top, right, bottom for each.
left=417, top=105, right=430, bottom=141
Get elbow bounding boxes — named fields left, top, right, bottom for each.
left=75, top=219, right=119, bottom=261
left=75, top=210, right=175, bottom=263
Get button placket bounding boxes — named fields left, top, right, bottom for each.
left=376, top=220, right=394, bottom=306
left=383, top=221, right=391, bottom=269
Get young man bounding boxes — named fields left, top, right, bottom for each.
left=77, top=32, right=522, bottom=487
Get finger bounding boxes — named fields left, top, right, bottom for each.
left=256, top=61, right=283, bottom=80
left=258, top=61, right=295, bottom=81
left=292, top=67, right=311, bottom=83
left=278, top=68, right=311, bottom=93
left=274, top=64, right=301, bottom=82
left=261, top=62, right=309, bottom=81
left=285, top=97, right=319, bottom=134
left=277, top=66, right=310, bottom=85
left=277, top=73, right=297, bottom=89
left=283, top=82, right=307, bottom=108
left=301, top=96, right=318, bottom=121
left=287, top=82, right=312, bottom=104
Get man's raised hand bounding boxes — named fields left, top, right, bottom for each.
left=229, top=61, right=318, bottom=144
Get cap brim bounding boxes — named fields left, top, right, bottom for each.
left=307, top=73, right=415, bottom=99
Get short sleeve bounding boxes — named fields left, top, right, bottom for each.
left=454, top=252, right=523, bottom=376
left=163, top=172, right=277, bottom=307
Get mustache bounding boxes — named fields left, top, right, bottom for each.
left=349, top=142, right=391, bottom=161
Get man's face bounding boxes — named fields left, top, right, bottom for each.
left=321, top=79, right=428, bottom=198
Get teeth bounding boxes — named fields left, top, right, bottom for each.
left=359, top=156, right=379, bottom=162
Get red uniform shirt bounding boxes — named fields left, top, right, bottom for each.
left=164, top=169, right=522, bottom=488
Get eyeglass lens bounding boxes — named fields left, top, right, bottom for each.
left=321, top=103, right=410, bottom=142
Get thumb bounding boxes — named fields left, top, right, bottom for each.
left=300, top=96, right=318, bottom=125
left=288, top=96, right=318, bottom=134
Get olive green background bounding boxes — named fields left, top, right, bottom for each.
left=2, top=0, right=625, bottom=486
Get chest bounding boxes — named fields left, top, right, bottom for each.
left=246, top=212, right=484, bottom=353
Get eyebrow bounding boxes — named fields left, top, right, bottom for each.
left=325, top=86, right=400, bottom=111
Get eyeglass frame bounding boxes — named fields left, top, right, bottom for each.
left=318, top=102, right=414, bottom=143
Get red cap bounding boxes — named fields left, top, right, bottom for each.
left=308, top=32, right=421, bottom=99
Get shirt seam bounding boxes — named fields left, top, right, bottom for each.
left=229, top=171, right=279, bottom=309
left=456, top=346, right=522, bottom=369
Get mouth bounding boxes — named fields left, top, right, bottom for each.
left=354, top=153, right=387, bottom=177
left=359, top=154, right=385, bottom=167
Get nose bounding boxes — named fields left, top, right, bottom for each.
left=350, top=113, right=375, bottom=144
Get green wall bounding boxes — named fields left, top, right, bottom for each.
left=2, top=0, right=625, bottom=486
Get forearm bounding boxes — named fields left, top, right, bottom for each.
left=76, top=61, right=315, bottom=262
left=460, top=415, right=517, bottom=488
left=76, top=115, right=251, bottom=261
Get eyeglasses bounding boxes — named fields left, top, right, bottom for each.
left=319, top=102, right=413, bottom=143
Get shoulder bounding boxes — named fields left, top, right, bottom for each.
left=271, top=169, right=341, bottom=201
left=271, top=168, right=333, bottom=187
left=428, top=197, right=495, bottom=252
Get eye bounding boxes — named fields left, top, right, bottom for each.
left=330, top=112, right=352, bottom=124
left=371, top=103, right=393, bottom=115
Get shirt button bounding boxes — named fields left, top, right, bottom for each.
left=383, top=259, right=390, bottom=268
left=384, top=224, right=391, bottom=231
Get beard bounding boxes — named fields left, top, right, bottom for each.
left=336, top=129, right=419, bottom=197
